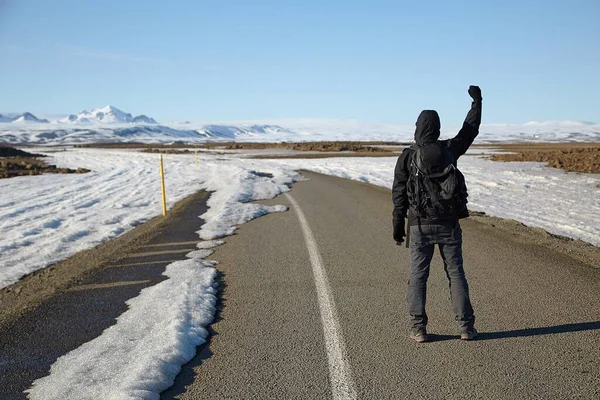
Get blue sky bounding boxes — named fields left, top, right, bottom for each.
left=0, top=0, right=598, bottom=124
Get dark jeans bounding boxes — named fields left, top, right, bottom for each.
left=408, top=222, right=475, bottom=332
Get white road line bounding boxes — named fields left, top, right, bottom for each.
left=285, top=192, right=357, bottom=400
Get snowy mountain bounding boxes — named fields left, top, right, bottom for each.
left=195, top=124, right=293, bottom=139
left=132, top=115, right=157, bottom=124
left=0, top=106, right=155, bottom=125
left=12, top=112, right=50, bottom=123
left=61, top=105, right=143, bottom=124
left=0, top=112, right=49, bottom=123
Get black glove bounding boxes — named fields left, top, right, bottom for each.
left=468, top=85, right=482, bottom=102
left=393, top=218, right=406, bottom=245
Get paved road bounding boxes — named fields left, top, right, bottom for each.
left=165, top=171, right=600, bottom=399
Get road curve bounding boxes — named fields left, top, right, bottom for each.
left=165, top=171, right=600, bottom=399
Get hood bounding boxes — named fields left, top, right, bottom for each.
left=414, top=110, right=441, bottom=145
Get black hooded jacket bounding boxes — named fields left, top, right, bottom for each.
left=392, top=100, right=482, bottom=227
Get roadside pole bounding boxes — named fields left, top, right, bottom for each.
left=195, top=150, right=199, bottom=168
left=159, top=154, right=167, bottom=216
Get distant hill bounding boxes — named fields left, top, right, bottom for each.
left=132, top=115, right=157, bottom=124
left=524, top=120, right=596, bottom=127
left=0, top=108, right=598, bottom=145
left=0, top=112, right=49, bottom=123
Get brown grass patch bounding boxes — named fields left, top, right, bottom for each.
left=138, top=141, right=406, bottom=156
left=212, top=141, right=401, bottom=152
left=249, top=152, right=401, bottom=159
left=490, top=143, right=600, bottom=174
left=0, top=147, right=91, bottom=179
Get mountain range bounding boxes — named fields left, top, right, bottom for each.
left=0, top=105, right=157, bottom=125
left=0, top=106, right=598, bottom=145
left=0, top=112, right=49, bottom=124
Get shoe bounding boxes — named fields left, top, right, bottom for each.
left=409, top=329, right=430, bottom=343
left=460, top=328, right=478, bottom=341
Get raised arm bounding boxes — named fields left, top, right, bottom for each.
left=446, top=86, right=482, bottom=159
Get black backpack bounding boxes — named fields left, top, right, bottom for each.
left=406, top=143, right=468, bottom=219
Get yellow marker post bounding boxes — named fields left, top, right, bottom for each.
left=159, top=154, right=167, bottom=216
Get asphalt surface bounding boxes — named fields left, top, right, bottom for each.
left=165, top=171, right=600, bottom=400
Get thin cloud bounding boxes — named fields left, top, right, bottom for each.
left=58, top=43, right=222, bottom=71
left=3, top=44, right=37, bottom=54
left=3, top=42, right=170, bottom=65
left=57, top=43, right=174, bottom=66
left=3, top=42, right=222, bottom=72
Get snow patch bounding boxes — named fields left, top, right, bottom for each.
left=26, top=259, right=218, bottom=400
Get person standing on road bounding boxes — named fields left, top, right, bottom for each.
left=392, top=86, right=482, bottom=343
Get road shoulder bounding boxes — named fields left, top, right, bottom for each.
left=0, top=190, right=209, bottom=398
left=0, top=190, right=209, bottom=326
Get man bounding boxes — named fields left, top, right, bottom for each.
left=392, top=86, right=482, bottom=343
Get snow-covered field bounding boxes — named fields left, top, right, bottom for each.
left=262, top=156, right=600, bottom=246
left=1, top=148, right=598, bottom=399
left=2, top=148, right=598, bottom=289
left=0, top=149, right=298, bottom=289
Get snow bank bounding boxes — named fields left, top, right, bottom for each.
left=26, top=258, right=217, bottom=400
left=198, top=168, right=293, bottom=239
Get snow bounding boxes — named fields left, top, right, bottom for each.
left=0, top=112, right=49, bottom=124
left=132, top=115, right=158, bottom=124
left=198, top=167, right=291, bottom=240
left=61, top=105, right=135, bottom=124
left=1, top=117, right=599, bottom=144
left=523, top=120, right=595, bottom=127
left=0, top=149, right=299, bottom=289
left=184, top=118, right=600, bottom=143
left=26, top=258, right=218, bottom=400
left=258, top=155, right=600, bottom=246
left=0, top=147, right=596, bottom=399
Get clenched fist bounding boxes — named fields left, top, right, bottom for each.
left=468, top=85, right=482, bottom=101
